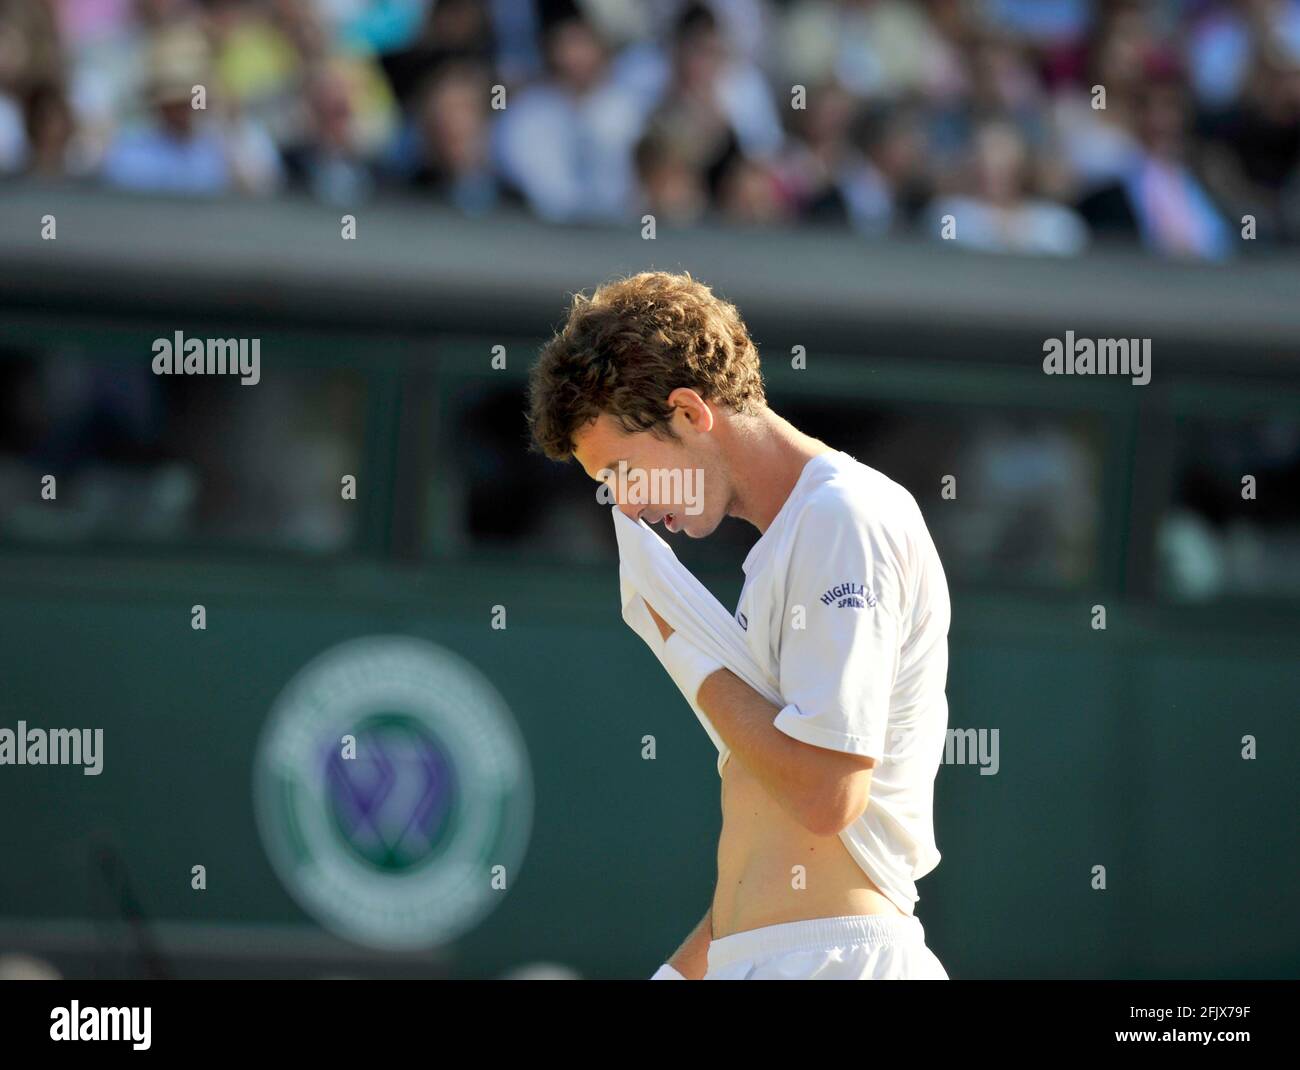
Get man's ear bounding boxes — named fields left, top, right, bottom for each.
left=666, top=387, right=714, bottom=433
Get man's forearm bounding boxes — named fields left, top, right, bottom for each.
left=666, top=905, right=713, bottom=979
left=697, top=667, right=826, bottom=831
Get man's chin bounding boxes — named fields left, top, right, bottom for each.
left=682, top=515, right=717, bottom=539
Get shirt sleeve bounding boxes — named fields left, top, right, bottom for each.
left=771, top=492, right=910, bottom=762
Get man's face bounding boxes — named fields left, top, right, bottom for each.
left=571, top=411, right=730, bottom=538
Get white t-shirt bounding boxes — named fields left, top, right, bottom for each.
left=735, top=449, right=951, bottom=916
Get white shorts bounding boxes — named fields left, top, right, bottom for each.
left=702, top=913, right=949, bottom=980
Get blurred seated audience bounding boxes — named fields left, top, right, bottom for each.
left=0, top=0, right=1294, bottom=258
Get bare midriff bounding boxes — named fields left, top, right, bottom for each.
left=711, top=754, right=906, bottom=939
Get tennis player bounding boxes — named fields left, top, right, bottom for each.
left=527, top=271, right=951, bottom=980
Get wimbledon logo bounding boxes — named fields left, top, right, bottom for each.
left=253, top=636, right=533, bottom=950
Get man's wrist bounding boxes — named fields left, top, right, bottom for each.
left=661, top=631, right=725, bottom=707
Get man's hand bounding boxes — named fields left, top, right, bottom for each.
left=643, top=598, right=674, bottom=642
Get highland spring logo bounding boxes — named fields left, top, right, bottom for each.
left=1042, top=331, right=1151, bottom=385
left=151, top=331, right=260, bottom=385
left=820, top=582, right=877, bottom=609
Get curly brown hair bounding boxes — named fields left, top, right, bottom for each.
left=527, top=271, right=767, bottom=460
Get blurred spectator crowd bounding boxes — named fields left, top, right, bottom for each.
left=2, top=0, right=1300, bottom=258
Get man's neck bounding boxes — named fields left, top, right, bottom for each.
left=725, top=410, right=833, bottom=534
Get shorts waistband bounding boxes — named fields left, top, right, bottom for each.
left=707, top=914, right=926, bottom=972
